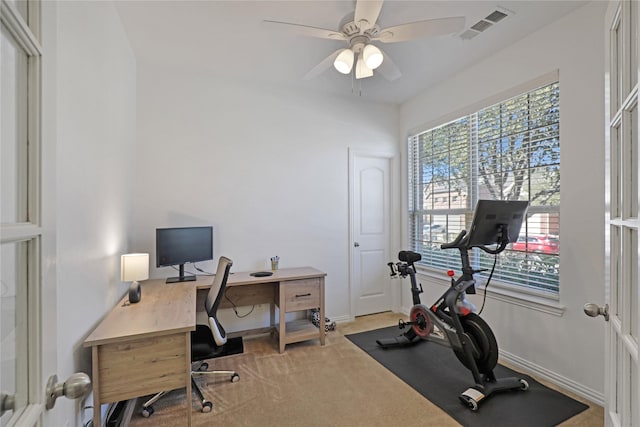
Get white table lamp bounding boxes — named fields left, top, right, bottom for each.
left=121, top=253, right=149, bottom=304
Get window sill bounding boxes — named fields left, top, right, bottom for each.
left=416, top=268, right=566, bottom=317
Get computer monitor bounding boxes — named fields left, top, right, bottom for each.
left=466, top=200, right=529, bottom=249
left=156, top=226, right=213, bottom=283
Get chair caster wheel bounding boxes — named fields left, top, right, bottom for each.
left=231, top=373, right=240, bottom=382
left=198, top=362, right=209, bottom=372
left=141, top=406, right=154, bottom=417
left=519, top=379, right=530, bottom=390
left=201, top=401, right=213, bottom=413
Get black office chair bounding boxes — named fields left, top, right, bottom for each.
left=141, top=256, right=241, bottom=417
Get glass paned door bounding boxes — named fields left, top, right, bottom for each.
left=1, top=0, right=47, bottom=425
left=1, top=11, right=30, bottom=426
left=605, top=1, right=640, bottom=426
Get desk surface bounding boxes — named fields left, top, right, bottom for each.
left=84, top=281, right=196, bottom=347
left=84, top=267, right=326, bottom=347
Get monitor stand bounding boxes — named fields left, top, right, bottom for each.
left=166, top=264, right=196, bottom=283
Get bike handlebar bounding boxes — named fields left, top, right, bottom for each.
left=387, top=262, right=397, bottom=277
left=477, top=240, right=509, bottom=255
left=440, top=230, right=468, bottom=250
left=440, top=229, right=509, bottom=255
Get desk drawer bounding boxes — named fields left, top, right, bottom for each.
left=97, top=332, right=188, bottom=403
left=281, top=279, right=320, bottom=312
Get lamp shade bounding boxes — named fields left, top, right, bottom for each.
left=121, top=253, right=149, bottom=282
left=363, top=44, right=383, bottom=70
left=334, top=48, right=354, bottom=74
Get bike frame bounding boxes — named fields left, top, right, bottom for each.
left=391, top=254, right=487, bottom=383
left=380, top=201, right=530, bottom=410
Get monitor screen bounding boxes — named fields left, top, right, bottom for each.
left=156, top=227, right=213, bottom=282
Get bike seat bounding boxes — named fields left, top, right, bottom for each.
left=399, top=251, right=422, bottom=263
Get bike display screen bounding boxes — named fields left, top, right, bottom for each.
left=466, top=200, right=529, bottom=248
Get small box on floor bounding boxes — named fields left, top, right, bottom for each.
left=309, top=308, right=336, bottom=331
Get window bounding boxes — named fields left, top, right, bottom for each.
left=408, top=81, right=560, bottom=295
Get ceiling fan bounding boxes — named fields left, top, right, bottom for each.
left=263, top=0, right=465, bottom=81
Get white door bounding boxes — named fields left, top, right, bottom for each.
left=600, top=2, right=640, bottom=426
left=349, top=151, right=392, bottom=316
left=1, top=2, right=46, bottom=425
left=1, top=2, right=88, bottom=426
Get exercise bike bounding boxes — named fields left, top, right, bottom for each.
left=377, top=200, right=530, bottom=411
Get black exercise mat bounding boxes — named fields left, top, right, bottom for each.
left=346, top=326, right=588, bottom=427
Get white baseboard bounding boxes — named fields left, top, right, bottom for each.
left=333, top=314, right=355, bottom=324
left=499, top=349, right=605, bottom=406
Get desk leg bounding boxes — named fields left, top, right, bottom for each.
left=92, top=346, right=102, bottom=427
left=319, top=278, right=326, bottom=346
left=185, top=332, right=192, bottom=426
left=279, top=286, right=286, bottom=353
left=270, top=298, right=275, bottom=335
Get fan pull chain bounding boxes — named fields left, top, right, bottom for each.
left=351, top=70, right=355, bottom=95
left=349, top=68, right=364, bottom=97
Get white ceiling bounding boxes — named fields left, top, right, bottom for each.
left=114, top=0, right=586, bottom=105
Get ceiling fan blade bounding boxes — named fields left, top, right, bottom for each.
left=303, top=49, right=343, bottom=80
left=262, top=20, right=346, bottom=40
left=354, top=0, right=384, bottom=31
left=376, top=48, right=401, bottom=81
left=375, top=16, right=465, bottom=43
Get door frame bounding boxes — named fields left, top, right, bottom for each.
left=348, top=148, right=396, bottom=318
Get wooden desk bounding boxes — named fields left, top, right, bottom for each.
left=219, top=267, right=326, bottom=352
left=84, top=267, right=326, bottom=426
left=84, top=281, right=196, bottom=427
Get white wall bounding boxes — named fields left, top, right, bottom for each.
left=399, top=3, right=606, bottom=402
left=132, top=66, right=399, bottom=327
left=54, top=1, right=136, bottom=424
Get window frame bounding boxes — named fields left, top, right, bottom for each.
left=406, top=72, right=565, bottom=315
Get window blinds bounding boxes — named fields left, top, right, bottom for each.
left=408, top=82, right=560, bottom=293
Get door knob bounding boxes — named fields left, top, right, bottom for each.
left=0, top=392, right=14, bottom=416
left=46, top=373, right=91, bottom=409
left=584, top=303, right=609, bottom=321
left=354, top=242, right=360, bottom=247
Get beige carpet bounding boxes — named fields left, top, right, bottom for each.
left=127, top=312, right=602, bottom=427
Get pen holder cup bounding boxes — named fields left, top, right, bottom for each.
left=271, top=260, right=279, bottom=271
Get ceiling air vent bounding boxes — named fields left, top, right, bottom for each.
left=459, top=7, right=512, bottom=40
left=471, top=20, right=493, bottom=32
left=485, top=10, right=508, bottom=23
left=460, top=29, right=480, bottom=40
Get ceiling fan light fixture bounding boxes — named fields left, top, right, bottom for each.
left=334, top=48, right=355, bottom=74
left=355, top=53, right=374, bottom=79
left=363, top=44, right=383, bottom=69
